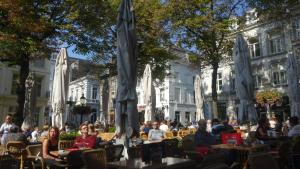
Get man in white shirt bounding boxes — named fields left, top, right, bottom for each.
left=31, top=126, right=40, bottom=142
left=159, top=120, right=169, bottom=132
left=288, top=116, right=300, bottom=137
left=0, top=114, right=17, bottom=135
left=148, top=121, right=165, bottom=141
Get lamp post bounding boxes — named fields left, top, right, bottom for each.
left=80, top=94, right=86, bottom=124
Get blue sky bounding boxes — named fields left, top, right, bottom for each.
left=63, top=45, right=89, bottom=60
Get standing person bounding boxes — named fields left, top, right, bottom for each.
left=148, top=121, right=165, bottom=141
left=255, top=117, right=270, bottom=140
left=195, top=120, right=216, bottom=147
left=73, top=124, right=96, bottom=149
left=159, top=120, right=169, bottom=132
left=0, top=114, right=17, bottom=135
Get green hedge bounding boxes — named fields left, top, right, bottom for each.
left=59, top=131, right=80, bottom=140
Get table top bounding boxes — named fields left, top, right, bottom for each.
left=108, top=157, right=195, bottom=169
left=211, top=144, right=267, bottom=151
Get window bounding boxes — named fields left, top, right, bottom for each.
left=295, top=18, right=300, bottom=39
left=193, top=90, right=195, bottom=104
left=217, top=73, right=223, bottom=91
left=71, top=89, right=74, bottom=101
left=92, top=86, right=98, bottom=100
left=35, top=77, right=43, bottom=97
left=185, top=112, right=190, bottom=122
left=273, top=71, right=287, bottom=85
left=249, top=42, right=260, bottom=58
left=175, top=87, right=180, bottom=102
left=175, top=111, right=180, bottom=122
left=11, top=74, right=19, bottom=95
left=269, top=37, right=283, bottom=54
left=254, top=75, right=262, bottom=88
left=75, top=89, right=78, bottom=101
left=184, top=90, right=188, bottom=103
left=230, top=71, right=235, bottom=92
left=160, top=89, right=164, bottom=102
left=175, top=72, right=179, bottom=79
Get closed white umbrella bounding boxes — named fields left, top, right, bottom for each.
left=194, top=75, right=204, bottom=120
left=234, top=34, right=257, bottom=124
left=51, top=48, right=69, bottom=129
left=287, top=52, right=300, bottom=117
left=142, top=64, right=155, bottom=122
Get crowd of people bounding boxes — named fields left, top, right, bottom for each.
left=1, top=112, right=300, bottom=167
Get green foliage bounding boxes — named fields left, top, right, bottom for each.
left=108, top=126, right=116, bottom=133
left=59, top=131, right=79, bottom=141
left=247, top=0, right=299, bottom=21
left=160, top=0, right=245, bottom=110
left=256, top=90, right=283, bottom=104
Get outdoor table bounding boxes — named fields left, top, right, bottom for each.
left=211, top=144, right=268, bottom=169
left=50, top=148, right=91, bottom=158
left=211, top=144, right=267, bottom=152
left=108, top=157, right=196, bottom=169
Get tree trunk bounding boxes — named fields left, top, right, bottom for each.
left=211, top=62, right=219, bottom=119
left=15, top=55, right=30, bottom=126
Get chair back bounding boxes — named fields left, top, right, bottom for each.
left=127, top=146, right=143, bottom=159
left=182, top=138, right=195, bottom=151
left=82, top=149, right=107, bottom=169
left=165, top=131, right=173, bottom=139
left=105, top=144, right=124, bottom=162
left=26, top=144, right=42, bottom=156
left=202, top=163, right=230, bottom=169
left=221, top=133, right=242, bottom=145
left=58, top=140, right=74, bottom=150
left=248, top=152, right=279, bottom=169
left=6, top=141, right=26, bottom=158
left=198, top=152, right=227, bottom=168
left=140, top=132, right=148, bottom=141
left=66, top=150, right=85, bottom=169
left=162, top=138, right=178, bottom=157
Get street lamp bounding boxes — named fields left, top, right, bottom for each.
left=80, top=94, right=86, bottom=124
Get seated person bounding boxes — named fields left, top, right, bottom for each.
left=255, top=117, right=270, bottom=140
left=195, top=120, right=216, bottom=147
left=288, top=116, right=300, bottom=137
left=73, top=124, right=96, bottom=149
left=148, top=121, right=165, bottom=141
left=1, top=126, right=27, bottom=145
left=42, top=127, right=61, bottom=163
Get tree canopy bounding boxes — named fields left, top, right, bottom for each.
left=160, top=0, right=245, bottom=117
left=0, top=0, right=176, bottom=124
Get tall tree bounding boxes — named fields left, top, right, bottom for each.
left=0, top=0, right=175, bottom=125
left=162, top=0, right=245, bottom=118
left=89, top=0, right=176, bottom=82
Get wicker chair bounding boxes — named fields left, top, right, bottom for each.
left=105, top=144, right=124, bottom=162
left=162, top=138, right=179, bottom=157
left=127, top=146, right=143, bottom=159
left=6, top=141, right=27, bottom=169
left=58, top=140, right=74, bottom=150
left=26, top=144, right=45, bottom=169
left=248, top=152, right=279, bottom=169
left=165, top=131, right=174, bottom=139
left=82, top=149, right=107, bottom=169
left=140, top=132, right=148, bottom=141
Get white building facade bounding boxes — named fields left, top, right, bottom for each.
left=67, top=75, right=100, bottom=125
left=0, top=59, right=51, bottom=126
left=201, top=8, right=300, bottom=119
left=137, top=49, right=199, bottom=125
